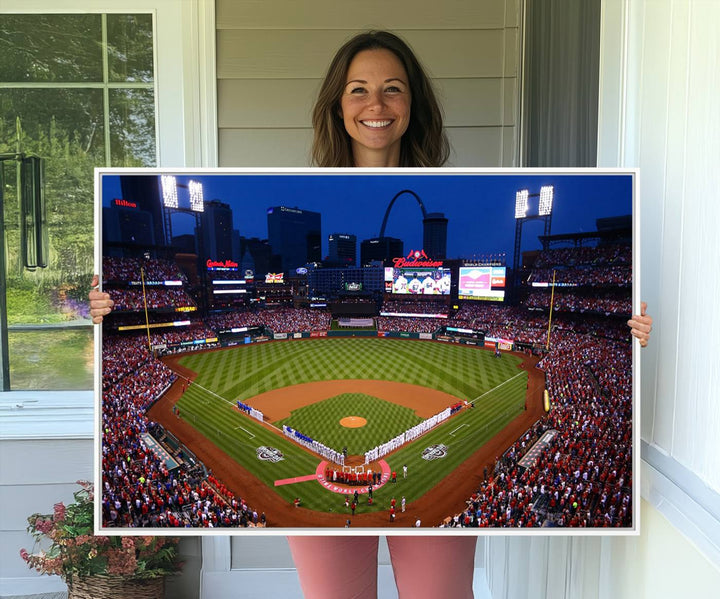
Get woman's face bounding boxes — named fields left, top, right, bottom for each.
left=340, top=48, right=411, bottom=166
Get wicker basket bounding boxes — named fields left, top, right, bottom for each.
left=67, top=575, right=165, bottom=599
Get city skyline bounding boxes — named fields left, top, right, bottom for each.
left=101, top=171, right=634, bottom=266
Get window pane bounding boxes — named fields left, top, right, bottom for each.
left=1, top=88, right=104, bottom=293
left=109, top=88, right=157, bottom=167
left=0, top=14, right=102, bottom=82
left=0, top=13, right=157, bottom=390
left=0, top=88, right=106, bottom=162
left=107, top=14, right=155, bottom=83
left=8, top=329, right=94, bottom=390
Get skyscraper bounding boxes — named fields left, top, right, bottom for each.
left=267, top=206, right=321, bottom=272
left=360, top=237, right=404, bottom=266
left=199, top=200, right=234, bottom=262
left=423, top=212, right=448, bottom=259
left=103, top=199, right=155, bottom=257
left=328, top=233, right=357, bottom=266
left=120, top=175, right=165, bottom=247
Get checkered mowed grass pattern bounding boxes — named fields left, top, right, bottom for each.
left=277, top=393, right=424, bottom=455
left=174, top=338, right=528, bottom=513
left=181, top=338, right=519, bottom=402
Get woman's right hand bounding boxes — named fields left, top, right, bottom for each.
left=89, top=274, right=114, bottom=324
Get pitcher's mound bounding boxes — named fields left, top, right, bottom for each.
left=340, top=416, right=367, bottom=428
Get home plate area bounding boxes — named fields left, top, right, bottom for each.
left=273, top=459, right=392, bottom=494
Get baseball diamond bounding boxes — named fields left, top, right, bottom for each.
left=146, top=336, right=542, bottom=526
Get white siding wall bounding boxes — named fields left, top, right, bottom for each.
left=216, top=0, right=522, bottom=167
left=0, top=394, right=94, bottom=596
left=486, top=0, right=720, bottom=597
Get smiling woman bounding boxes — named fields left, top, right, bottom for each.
left=311, top=30, right=448, bottom=168
left=340, top=49, right=412, bottom=167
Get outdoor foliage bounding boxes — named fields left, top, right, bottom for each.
left=20, top=481, right=181, bottom=583
left=1, top=13, right=155, bottom=388
left=0, top=13, right=155, bottom=324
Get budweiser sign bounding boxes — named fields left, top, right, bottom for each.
left=392, top=249, right=443, bottom=268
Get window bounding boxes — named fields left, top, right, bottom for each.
left=0, top=13, right=156, bottom=390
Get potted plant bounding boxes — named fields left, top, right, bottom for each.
left=20, top=481, right=182, bottom=599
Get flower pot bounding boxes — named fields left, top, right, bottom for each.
left=67, top=575, right=165, bottom=599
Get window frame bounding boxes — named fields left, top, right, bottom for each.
left=0, top=0, right=216, bottom=412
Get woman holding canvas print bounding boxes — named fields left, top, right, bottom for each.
left=90, top=31, right=652, bottom=599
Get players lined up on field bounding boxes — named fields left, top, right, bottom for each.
left=324, top=468, right=384, bottom=486
left=364, top=406, right=453, bottom=464
left=282, top=425, right=346, bottom=466
left=236, top=401, right=264, bottom=423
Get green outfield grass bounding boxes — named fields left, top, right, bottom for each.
left=174, top=338, right=528, bottom=518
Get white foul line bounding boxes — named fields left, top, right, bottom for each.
left=469, top=371, right=525, bottom=405
left=449, top=423, right=469, bottom=436
left=233, top=425, right=256, bottom=439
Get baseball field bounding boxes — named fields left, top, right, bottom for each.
left=152, top=337, right=541, bottom=526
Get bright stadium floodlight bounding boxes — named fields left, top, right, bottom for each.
left=189, top=180, right=205, bottom=212
left=539, top=185, right=554, bottom=216
left=515, top=189, right=529, bottom=219
left=161, top=175, right=178, bottom=208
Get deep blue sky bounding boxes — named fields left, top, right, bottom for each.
left=101, top=171, right=633, bottom=261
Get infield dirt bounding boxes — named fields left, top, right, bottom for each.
left=148, top=350, right=545, bottom=528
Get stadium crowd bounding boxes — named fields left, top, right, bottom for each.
left=99, top=241, right=634, bottom=529
left=527, top=266, right=631, bottom=287
left=101, top=332, right=265, bottom=528
left=381, top=299, right=450, bottom=316
left=533, top=245, right=631, bottom=269
left=108, top=287, right=197, bottom=311
left=103, top=256, right=187, bottom=282
left=205, top=307, right=331, bottom=334
left=376, top=316, right=443, bottom=334
left=524, top=292, right=631, bottom=315
left=441, top=331, right=632, bottom=528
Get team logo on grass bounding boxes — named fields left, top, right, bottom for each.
left=422, top=444, right=448, bottom=461
left=257, top=446, right=284, bottom=462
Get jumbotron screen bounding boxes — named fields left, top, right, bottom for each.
left=384, top=267, right=451, bottom=295
left=458, top=266, right=506, bottom=301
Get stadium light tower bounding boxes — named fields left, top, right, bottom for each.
left=539, top=185, right=554, bottom=216
left=159, top=175, right=212, bottom=307
left=161, top=174, right=179, bottom=208
left=160, top=175, right=207, bottom=246
left=189, top=180, right=205, bottom=213
left=511, top=185, right=555, bottom=303
left=515, top=189, right=529, bottom=219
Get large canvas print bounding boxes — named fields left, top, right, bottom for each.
left=95, top=168, right=637, bottom=534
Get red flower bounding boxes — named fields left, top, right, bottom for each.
left=53, top=503, right=66, bottom=522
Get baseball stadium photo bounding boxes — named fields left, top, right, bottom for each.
left=97, top=169, right=636, bottom=531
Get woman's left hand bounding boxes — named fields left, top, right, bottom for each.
left=628, top=301, right=653, bottom=348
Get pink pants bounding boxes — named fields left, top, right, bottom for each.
left=287, top=535, right=476, bottom=599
